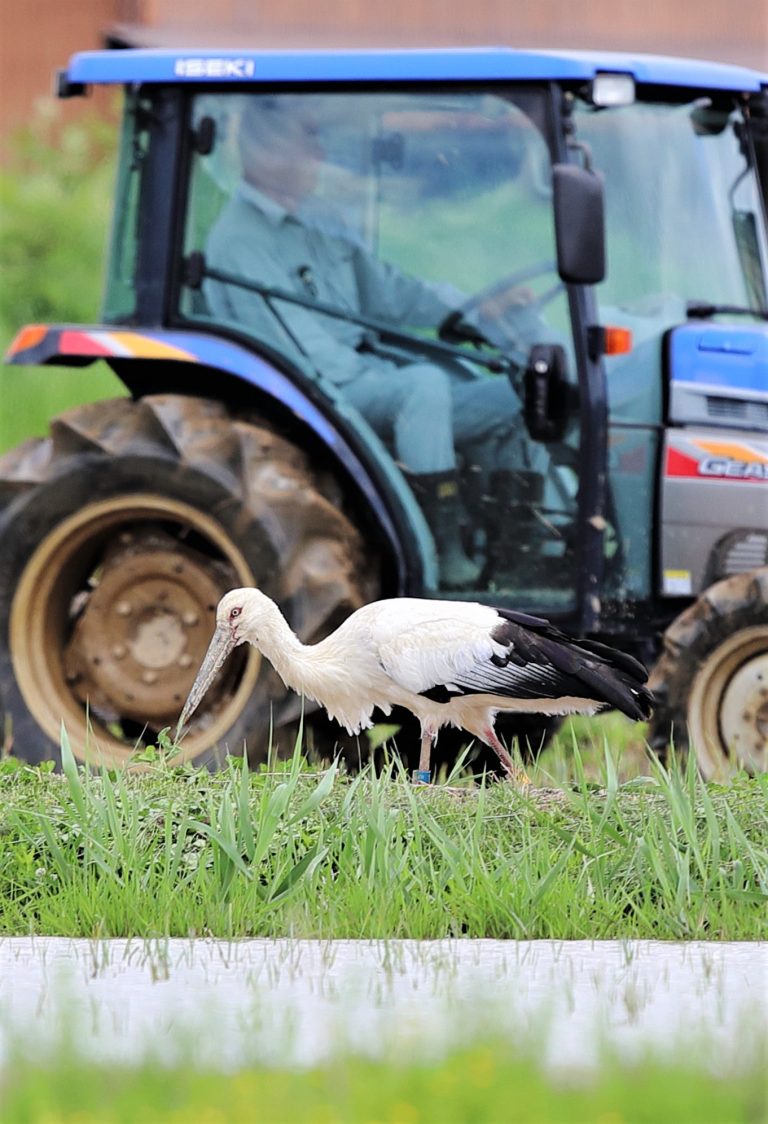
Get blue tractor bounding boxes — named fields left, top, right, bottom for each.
left=3, top=47, right=767, bottom=775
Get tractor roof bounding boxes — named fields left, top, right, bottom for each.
left=61, top=47, right=767, bottom=94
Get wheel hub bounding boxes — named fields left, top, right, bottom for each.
left=688, top=625, right=768, bottom=777
left=66, top=536, right=225, bottom=724
left=10, top=494, right=259, bottom=766
left=719, top=650, right=768, bottom=772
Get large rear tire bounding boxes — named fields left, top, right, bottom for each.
left=0, top=395, right=376, bottom=767
left=648, top=568, right=768, bottom=778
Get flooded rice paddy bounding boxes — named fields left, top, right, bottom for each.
left=0, top=939, right=764, bottom=1073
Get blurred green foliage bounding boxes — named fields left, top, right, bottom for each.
left=0, top=100, right=115, bottom=334
left=0, top=100, right=124, bottom=453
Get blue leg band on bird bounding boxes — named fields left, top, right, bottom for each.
left=412, top=769, right=432, bottom=785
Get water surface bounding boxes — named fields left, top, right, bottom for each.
left=0, top=938, right=764, bottom=1072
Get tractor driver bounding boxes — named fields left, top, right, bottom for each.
left=204, top=96, right=549, bottom=589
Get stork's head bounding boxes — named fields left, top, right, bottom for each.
left=176, top=587, right=273, bottom=737
left=215, top=587, right=275, bottom=647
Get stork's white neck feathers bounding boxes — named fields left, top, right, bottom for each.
left=238, top=596, right=388, bottom=733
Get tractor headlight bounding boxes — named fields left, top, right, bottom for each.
left=590, top=73, right=636, bottom=107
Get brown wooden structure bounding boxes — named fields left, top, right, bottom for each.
left=1, top=0, right=766, bottom=160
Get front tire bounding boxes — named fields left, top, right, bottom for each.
left=0, top=395, right=376, bottom=767
left=649, top=568, right=768, bottom=777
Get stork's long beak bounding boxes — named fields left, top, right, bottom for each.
left=176, top=625, right=236, bottom=740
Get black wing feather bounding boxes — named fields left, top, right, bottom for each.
left=420, top=608, right=654, bottom=721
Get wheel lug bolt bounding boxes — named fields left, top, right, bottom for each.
left=115, top=601, right=132, bottom=617
left=142, top=671, right=158, bottom=685
left=112, top=644, right=127, bottom=660
left=182, top=612, right=199, bottom=627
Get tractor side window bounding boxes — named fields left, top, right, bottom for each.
left=103, top=91, right=149, bottom=322
left=179, top=90, right=580, bottom=608
left=575, top=96, right=768, bottom=603
left=576, top=97, right=768, bottom=428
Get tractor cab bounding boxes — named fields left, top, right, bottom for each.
left=97, top=55, right=768, bottom=627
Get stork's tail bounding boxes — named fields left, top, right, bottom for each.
left=496, top=609, right=655, bottom=722
left=567, top=637, right=655, bottom=721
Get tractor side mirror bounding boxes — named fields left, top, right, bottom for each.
left=523, top=344, right=571, bottom=442
left=553, top=164, right=606, bottom=285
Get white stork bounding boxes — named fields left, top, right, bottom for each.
left=177, top=590, right=654, bottom=783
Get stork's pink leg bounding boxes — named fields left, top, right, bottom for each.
left=412, top=726, right=435, bottom=784
left=418, top=731, right=432, bottom=773
left=483, top=725, right=530, bottom=786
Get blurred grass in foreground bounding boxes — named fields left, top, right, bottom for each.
left=2, top=1039, right=765, bottom=1124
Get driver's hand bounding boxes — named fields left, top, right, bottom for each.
left=438, top=310, right=489, bottom=346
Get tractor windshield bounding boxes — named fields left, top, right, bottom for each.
left=569, top=93, right=768, bottom=607
left=176, top=88, right=581, bottom=608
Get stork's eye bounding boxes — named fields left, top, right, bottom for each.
left=229, top=607, right=242, bottom=621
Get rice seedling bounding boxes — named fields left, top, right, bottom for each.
left=0, top=721, right=764, bottom=942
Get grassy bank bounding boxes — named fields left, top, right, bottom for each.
left=0, top=723, right=765, bottom=942
left=2, top=1040, right=765, bottom=1124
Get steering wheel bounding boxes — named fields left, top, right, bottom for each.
left=457, top=259, right=564, bottom=319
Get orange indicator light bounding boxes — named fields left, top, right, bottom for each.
left=603, top=326, right=633, bottom=355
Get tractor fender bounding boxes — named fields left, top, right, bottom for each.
left=5, top=323, right=436, bottom=590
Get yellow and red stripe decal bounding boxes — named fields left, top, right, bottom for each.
left=58, top=330, right=198, bottom=361
left=666, top=438, right=768, bottom=482
left=6, top=326, right=199, bottom=363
